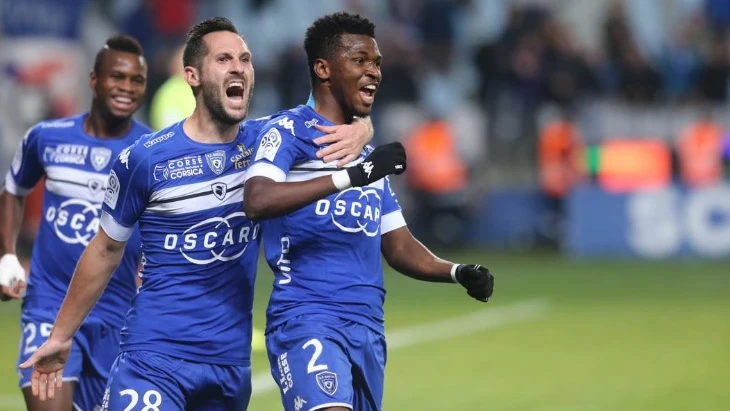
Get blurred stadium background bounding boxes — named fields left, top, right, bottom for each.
left=1, top=0, right=730, bottom=410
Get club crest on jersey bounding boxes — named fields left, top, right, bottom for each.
left=212, top=182, right=228, bottom=200
left=90, top=147, right=112, bottom=171
left=206, top=150, right=227, bottom=175
left=315, top=371, right=338, bottom=396
left=87, top=178, right=105, bottom=195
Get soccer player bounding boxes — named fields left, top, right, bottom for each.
left=0, top=35, right=149, bottom=411
left=20, top=17, right=373, bottom=410
left=243, top=12, right=495, bottom=411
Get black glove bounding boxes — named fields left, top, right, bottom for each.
left=347, top=142, right=407, bottom=187
left=454, top=264, right=494, bottom=302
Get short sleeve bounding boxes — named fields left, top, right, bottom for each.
left=100, top=142, right=150, bottom=241
left=4, top=126, right=44, bottom=196
left=381, top=176, right=406, bottom=234
left=246, top=119, right=311, bottom=182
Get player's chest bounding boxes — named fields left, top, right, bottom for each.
left=42, top=141, right=125, bottom=201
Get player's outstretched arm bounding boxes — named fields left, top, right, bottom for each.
left=19, top=227, right=126, bottom=400
left=313, top=116, right=374, bottom=166
left=0, top=190, right=27, bottom=300
left=244, top=142, right=406, bottom=220
left=381, top=227, right=494, bottom=302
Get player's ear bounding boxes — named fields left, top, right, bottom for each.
left=185, top=65, right=201, bottom=88
left=313, top=58, right=330, bottom=83
left=89, top=70, right=98, bottom=97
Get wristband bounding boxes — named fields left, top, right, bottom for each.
left=450, top=264, right=459, bottom=283
left=332, top=170, right=352, bottom=191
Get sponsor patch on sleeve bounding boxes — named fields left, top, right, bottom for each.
left=104, top=170, right=120, bottom=210
left=255, top=128, right=282, bottom=162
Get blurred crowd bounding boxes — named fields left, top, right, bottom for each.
left=3, top=0, right=730, bottom=247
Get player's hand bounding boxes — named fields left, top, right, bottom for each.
left=314, top=120, right=371, bottom=167
left=0, top=253, right=27, bottom=301
left=454, top=264, right=494, bottom=302
left=19, top=337, right=72, bottom=401
left=346, top=142, right=407, bottom=187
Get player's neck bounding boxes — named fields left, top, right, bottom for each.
left=84, top=109, right=132, bottom=138
left=183, top=108, right=239, bottom=144
left=313, top=96, right=354, bottom=125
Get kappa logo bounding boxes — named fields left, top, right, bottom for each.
left=143, top=131, right=175, bottom=148
left=212, top=182, right=228, bottom=200
left=315, top=371, right=338, bottom=396
left=206, top=150, right=227, bottom=175
left=90, top=147, right=112, bottom=171
left=118, top=147, right=131, bottom=169
left=293, top=396, right=307, bottom=411
left=362, top=161, right=374, bottom=178
left=277, top=117, right=295, bottom=136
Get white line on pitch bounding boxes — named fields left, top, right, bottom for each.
left=251, top=298, right=550, bottom=397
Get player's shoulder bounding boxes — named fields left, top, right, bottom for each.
left=26, top=114, right=83, bottom=142
left=115, top=122, right=180, bottom=172
left=129, top=118, right=153, bottom=138
left=260, top=105, right=315, bottom=138
left=131, top=121, right=183, bottom=155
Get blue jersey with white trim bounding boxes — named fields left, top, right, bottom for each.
left=247, top=105, right=406, bottom=335
left=4, top=114, right=148, bottom=327
left=100, top=119, right=266, bottom=365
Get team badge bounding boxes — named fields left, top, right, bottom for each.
left=212, top=182, right=228, bottom=200
left=90, top=147, right=112, bottom=171
left=315, top=371, right=338, bottom=396
left=205, top=150, right=227, bottom=175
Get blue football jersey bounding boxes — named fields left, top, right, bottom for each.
left=247, top=105, right=406, bottom=335
left=4, top=114, right=148, bottom=327
left=100, top=118, right=267, bottom=366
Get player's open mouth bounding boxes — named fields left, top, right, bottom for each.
left=359, top=84, right=377, bottom=105
left=226, top=82, right=245, bottom=103
left=110, top=95, right=135, bottom=111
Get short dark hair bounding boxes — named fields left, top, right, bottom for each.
left=93, top=35, right=144, bottom=74
left=183, top=17, right=240, bottom=69
left=304, top=11, right=376, bottom=83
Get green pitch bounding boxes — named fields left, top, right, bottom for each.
left=0, top=250, right=728, bottom=410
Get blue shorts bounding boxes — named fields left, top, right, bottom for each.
left=266, top=315, right=387, bottom=411
left=17, top=307, right=120, bottom=411
left=102, top=350, right=251, bottom=411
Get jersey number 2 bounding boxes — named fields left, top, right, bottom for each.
left=302, top=338, right=329, bottom=374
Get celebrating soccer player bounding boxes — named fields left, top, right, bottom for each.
left=244, top=12, right=495, bottom=411
left=20, top=17, right=372, bottom=410
left=0, top=35, right=149, bottom=411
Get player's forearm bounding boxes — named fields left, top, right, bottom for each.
left=381, top=227, right=454, bottom=283
left=50, top=232, right=124, bottom=342
left=244, top=176, right=338, bottom=220
left=0, top=191, right=25, bottom=255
